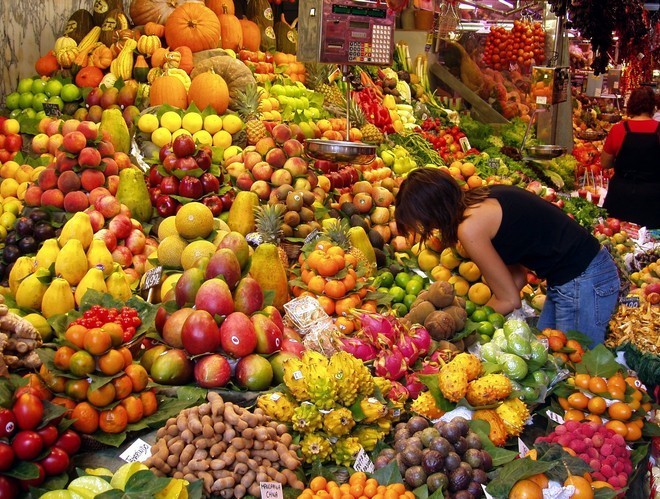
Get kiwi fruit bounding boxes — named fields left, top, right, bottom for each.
left=276, top=184, right=294, bottom=200
left=293, top=223, right=312, bottom=238
left=283, top=211, right=300, bottom=227
left=424, top=310, right=456, bottom=340
left=299, top=206, right=315, bottom=223
left=286, top=190, right=304, bottom=211
left=280, top=223, right=293, bottom=237
left=302, top=191, right=315, bottom=205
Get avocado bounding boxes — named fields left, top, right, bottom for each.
left=368, top=229, right=385, bottom=249
left=374, top=247, right=387, bottom=268
left=349, top=214, right=369, bottom=231
left=340, top=202, right=358, bottom=217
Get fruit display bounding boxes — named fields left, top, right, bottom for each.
left=0, top=298, right=43, bottom=373
left=0, top=119, right=24, bottom=164
left=403, top=280, right=469, bottom=340
left=482, top=20, right=546, bottom=71
left=5, top=77, right=83, bottom=121
left=297, top=473, right=414, bottom=499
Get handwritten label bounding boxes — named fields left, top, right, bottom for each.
left=619, top=296, right=640, bottom=308
left=304, top=228, right=320, bottom=245
left=353, top=447, right=375, bottom=473
left=459, top=136, right=471, bottom=153
left=260, top=482, right=283, bottom=499
left=142, top=266, right=163, bottom=290
left=487, top=158, right=500, bottom=169
left=119, top=438, right=152, bottom=463
left=518, top=438, right=530, bottom=458
left=43, top=103, right=62, bottom=117
left=546, top=410, right=565, bottom=424
left=535, top=96, right=547, bottom=105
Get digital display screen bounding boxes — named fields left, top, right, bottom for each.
left=331, top=4, right=387, bottom=18
left=349, top=20, right=370, bottom=29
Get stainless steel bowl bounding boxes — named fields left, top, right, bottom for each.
left=526, top=144, right=566, bottom=159
left=305, top=139, right=376, bottom=164
left=576, top=130, right=607, bottom=141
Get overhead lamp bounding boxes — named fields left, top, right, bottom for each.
left=499, top=0, right=514, bottom=8
left=458, top=3, right=474, bottom=8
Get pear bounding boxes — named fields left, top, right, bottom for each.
left=35, top=238, right=60, bottom=271
left=59, top=212, right=93, bottom=250
left=42, top=278, right=75, bottom=319
left=55, top=239, right=88, bottom=286
left=86, top=239, right=114, bottom=277
left=15, top=268, right=50, bottom=310
left=106, top=270, right=132, bottom=302
left=8, top=256, right=35, bottom=296
left=75, top=268, right=108, bottom=306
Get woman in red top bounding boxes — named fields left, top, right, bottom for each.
left=601, top=86, right=660, bottom=229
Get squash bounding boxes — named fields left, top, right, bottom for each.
left=217, top=7, right=243, bottom=51
left=190, top=53, right=256, bottom=110
left=111, top=30, right=136, bottom=56
left=174, top=46, right=194, bottom=74
left=239, top=18, right=261, bottom=52
left=150, top=74, right=188, bottom=108
left=35, top=51, right=59, bottom=77
left=90, top=44, right=113, bottom=69
left=71, top=49, right=90, bottom=75
left=144, top=22, right=166, bottom=37
left=246, top=0, right=276, bottom=52
left=56, top=48, right=79, bottom=69
left=54, top=36, right=78, bottom=54
left=165, top=3, right=221, bottom=53
left=274, top=15, right=298, bottom=54
left=130, top=0, right=189, bottom=25
left=188, top=71, right=229, bottom=114
left=133, top=55, right=150, bottom=82
left=75, top=66, right=104, bottom=87
left=63, top=9, right=95, bottom=43
left=137, top=34, right=162, bottom=56
left=99, top=72, right=118, bottom=89
left=151, top=47, right=170, bottom=68
left=206, top=0, right=235, bottom=16
left=100, top=9, right=131, bottom=46
left=93, top=0, right=123, bottom=26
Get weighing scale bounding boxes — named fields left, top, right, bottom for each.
left=297, top=0, right=397, bottom=163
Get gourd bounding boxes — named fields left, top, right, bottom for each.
left=130, top=0, right=189, bottom=26
left=56, top=48, right=79, bottom=69
left=239, top=18, right=261, bottom=52
left=150, top=74, right=188, bottom=108
left=174, top=46, right=193, bottom=74
left=274, top=14, right=298, bottom=54
left=187, top=71, right=229, bottom=114
left=35, top=52, right=59, bottom=77
left=63, top=9, right=95, bottom=43
left=246, top=0, right=276, bottom=52
left=54, top=36, right=78, bottom=55
left=77, top=26, right=102, bottom=54
left=90, top=44, right=113, bottom=69
left=99, top=73, right=118, bottom=88
left=151, top=47, right=170, bottom=67
left=137, top=34, right=162, bottom=56
left=190, top=53, right=256, bottom=110
left=217, top=7, right=243, bottom=51
left=206, top=0, right=235, bottom=16
left=133, top=55, right=150, bottom=82
left=100, top=9, right=130, bottom=47
left=144, top=22, right=166, bottom=37
left=110, top=38, right=137, bottom=80
left=165, top=3, right=221, bottom=53
left=93, top=0, right=123, bottom=26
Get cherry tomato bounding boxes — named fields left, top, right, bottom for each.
left=0, top=475, right=19, bottom=499
left=0, top=408, right=16, bottom=438
left=0, top=442, right=15, bottom=471
left=53, top=429, right=81, bottom=456
left=37, top=425, right=59, bottom=448
left=40, top=447, right=70, bottom=476
left=13, top=393, right=44, bottom=431
left=12, top=430, right=43, bottom=461
left=19, top=462, right=45, bottom=491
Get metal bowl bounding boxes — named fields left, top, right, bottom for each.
left=526, top=144, right=566, bottom=159
left=576, top=130, right=607, bottom=141
left=601, top=113, right=621, bottom=123
left=305, top=139, right=376, bottom=164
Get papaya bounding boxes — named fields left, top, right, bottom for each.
left=99, top=108, right=130, bottom=154
left=116, top=167, right=153, bottom=222
left=250, top=243, right=289, bottom=311
left=227, top=191, right=260, bottom=235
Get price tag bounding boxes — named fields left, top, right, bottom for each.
left=141, top=266, right=163, bottom=290
left=260, top=482, right=283, bottom=499
left=411, top=268, right=427, bottom=279
left=619, top=296, right=640, bottom=308
left=546, top=410, right=565, bottom=424
left=459, top=136, right=471, bottom=153
left=304, top=228, right=320, bottom=245
left=535, top=96, right=547, bottom=105
left=43, top=103, right=62, bottom=117
left=292, top=370, right=303, bottom=380
left=353, top=447, right=375, bottom=473
left=487, top=158, right=500, bottom=169
left=518, top=438, right=530, bottom=458
left=594, top=87, right=602, bottom=97
left=119, top=438, right=152, bottom=463
left=613, top=81, right=619, bottom=89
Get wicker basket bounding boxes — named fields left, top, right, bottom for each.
left=281, top=241, right=303, bottom=263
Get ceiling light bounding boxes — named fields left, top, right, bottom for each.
left=458, top=3, right=474, bottom=9
left=499, top=0, right=514, bottom=8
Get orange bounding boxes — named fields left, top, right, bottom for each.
left=327, top=246, right=345, bottom=259
left=54, top=346, right=77, bottom=371
left=508, top=479, right=543, bottom=499
left=314, top=240, right=332, bottom=252
left=335, top=297, right=356, bottom=317
left=307, top=275, right=327, bottom=295
left=140, top=389, right=158, bottom=416
left=71, top=402, right=100, bottom=434
left=316, top=296, right=335, bottom=316
left=317, top=256, right=340, bottom=277
left=608, top=388, right=625, bottom=401
left=98, top=349, right=125, bottom=376
left=528, top=473, right=549, bottom=489
left=65, top=378, right=90, bottom=401
left=118, top=347, right=133, bottom=368
left=563, top=476, right=593, bottom=499
left=604, top=420, right=628, bottom=438
left=591, top=481, right=614, bottom=490
left=330, top=253, right=345, bottom=271
left=584, top=414, right=602, bottom=425
left=382, top=491, right=398, bottom=499
left=564, top=409, right=585, bottom=422
left=325, top=280, right=347, bottom=300
left=87, top=382, right=116, bottom=408
left=631, top=389, right=643, bottom=402
left=99, top=405, right=128, bottom=433
left=361, top=300, right=377, bottom=313
left=587, top=396, right=607, bottom=415
left=102, top=322, right=124, bottom=347
left=65, top=324, right=88, bottom=349
left=310, top=477, right=328, bottom=493
left=84, top=327, right=112, bottom=355
left=607, top=373, right=627, bottom=392
left=386, top=484, right=405, bottom=495
left=625, top=422, right=642, bottom=441
left=344, top=253, right=357, bottom=269
left=51, top=396, right=76, bottom=414
left=608, top=401, right=632, bottom=421
left=349, top=472, right=367, bottom=487
left=125, top=364, right=149, bottom=392
left=301, top=268, right=314, bottom=285
left=574, top=373, right=591, bottom=389
left=335, top=317, right=355, bottom=335
left=69, top=350, right=96, bottom=377
left=112, top=375, right=133, bottom=400
left=588, top=376, right=607, bottom=394
left=558, top=397, right=570, bottom=410
left=307, top=250, right=325, bottom=270
left=341, top=270, right=357, bottom=291
left=567, top=392, right=589, bottom=410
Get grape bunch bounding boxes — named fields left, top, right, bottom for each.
left=71, top=305, right=141, bottom=343
left=632, top=248, right=660, bottom=272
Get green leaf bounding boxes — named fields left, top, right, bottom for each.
left=4, top=461, right=41, bottom=480
left=0, top=378, right=14, bottom=408
left=565, top=329, right=593, bottom=348
left=88, top=371, right=126, bottom=391
left=575, top=345, right=621, bottom=378
left=96, top=490, right=124, bottom=499
left=187, top=479, right=204, bottom=499
left=486, top=457, right=555, bottom=498
left=643, top=423, right=660, bottom=438
left=413, top=484, right=444, bottom=499
left=468, top=419, right=518, bottom=467
left=263, top=289, right=275, bottom=308
left=124, top=470, right=171, bottom=496
left=593, top=487, right=619, bottom=499
left=371, top=458, right=403, bottom=486
left=37, top=348, right=78, bottom=379
left=631, top=442, right=649, bottom=468
left=39, top=399, right=69, bottom=428
left=418, top=373, right=454, bottom=411
left=41, top=473, right=70, bottom=491
left=535, top=442, right=592, bottom=482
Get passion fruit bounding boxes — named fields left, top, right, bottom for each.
left=453, top=436, right=469, bottom=455
left=465, top=431, right=483, bottom=450
left=407, top=415, right=430, bottom=433
left=419, top=427, right=440, bottom=447
left=444, top=451, right=461, bottom=472
left=427, top=472, right=448, bottom=493
left=440, top=422, right=461, bottom=444
left=395, top=427, right=411, bottom=442
left=481, top=450, right=493, bottom=471
left=452, top=416, right=470, bottom=436
left=401, top=446, right=423, bottom=467
left=404, top=465, right=427, bottom=489
left=421, top=450, right=444, bottom=475
left=429, top=436, right=453, bottom=457
left=472, top=468, right=488, bottom=484
left=449, top=466, right=471, bottom=492
left=463, top=448, right=483, bottom=469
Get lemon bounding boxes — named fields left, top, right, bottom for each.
left=192, top=129, right=213, bottom=146
left=111, top=462, right=149, bottom=491
left=160, top=111, right=182, bottom=132
left=137, top=114, right=159, bottom=134
left=181, top=239, right=217, bottom=270
left=203, top=114, right=223, bottom=134
left=67, top=476, right=113, bottom=498
left=0, top=226, right=7, bottom=241
left=213, top=130, right=233, bottom=149
left=221, top=114, right=243, bottom=134
left=182, top=112, right=203, bottom=133
left=0, top=178, right=19, bottom=198
left=151, top=127, right=172, bottom=148
left=23, top=313, right=53, bottom=342
left=157, top=235, right=189, bottom=268
left=160, top=272, right=182, bottom=299
left=0, top=212, right=16, bottom=230
left=175, top=202, right=214, bottom=240
left=3, top=199, right=21, bottom=216
left=157, top=216, right=178, bottom=240
left=172, top=128, right=192, bottom=141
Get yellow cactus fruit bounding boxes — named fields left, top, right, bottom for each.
left=449, top=352, right=482, bottom=381
left=473, top=409, right=508, bottom=446
left=438, top=365, right=469, bottom=403
left=410, top=391, right=445, bottom=420
left=465, top=374, right=512, bottom=407
left=495, top=397, right=530, bottom=437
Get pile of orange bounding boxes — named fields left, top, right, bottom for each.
left=297, top=473, right=415, bottom=499
left=538, top=328, right=584, bottom=363
left=509, top=472, right=613, bottom=499
left=292, top=239, right=377, bottom=334
left=558, top=372, right=650, bottom=441
left=39, top=322, right=158, bottom=435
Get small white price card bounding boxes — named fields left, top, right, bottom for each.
left=120, top=438, right=152, bottom=463
left=546, top=410, right=565, bottom=424
left=142, top=266, right=163, bottom=290
left=536, top=95, right=548, bottom=105
left=260, top=482, right=283, bottom=499
left=518, top=438, right=530, bottom=458
left=353, top=447, right=375, bottom=473
left=459, top=136, right=471, bottom=153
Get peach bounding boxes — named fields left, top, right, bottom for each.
left=85, top=208, right=105, bottom=232
left=45, top=119, right=63, bottom=137
left=57, top=170, right=82, bottom=194
left=282, top=139, right=304, bottom=158
left=225, top=162, right=247, bottom=179
left=56, top=151, right=77, bottom=173
left=293, top=177, right=311, bottom=191
left=251, top=162, right=273, bottom=182
left=131, top=219, right=143, bottom=231
left=271, top=124, right=292, bottom=145
left=242, top=150, right=263, bottom=171
left=132, top=254, right=147, bottom=274
left=96, top=139, right=115, bottom=158
left=62, top=130, right=87, bottom=154
left=105, top=175, right=120, bottom=196
left=41, top=188, right=65, bottom=209
left=81, top=169, right=106, bottom=192
left=102, top=158, right=118, bottom=177
left=255, top=137, right=276, bottom=156
left=61, top=119, right=81, bottom=136
left=112, top=245, right=133, bottom=267
left=38, top=168, right=59, bottom=191
left=270, top=169, right=292, bottom=187
left=24, top=185, right=43, bottom=207
left=108, top=214, right=133, bottom=240
left=63, top=190, right=89, bottom=212
left=88, top=187, right=112, bottom=206
left=38, top=117, right=54, bottom=134
left=87, top=105, right=103, bottom=123
left=79, top=147, right=102, bottom=169
left=126, top=229, right=146, bottom=255
left=265, top=148, right=286, bottom=169
left=283, top=157, right=308, bottom=177
left=77, top=121, right=99, bottom=141
left=94, top=229, right=117, bottom=253
left=47, top=133, right=64, bottom=156
left=113, top=152, right=131, bottom=170
left=32, top=133, right=50, bottom=154
left=235, top=171, right=255, bottom=191
left=119, top=203, right=131, bottom=218
left=95, top=194, right=121, bottom=218
left=250, top=180, right=271, bottom=201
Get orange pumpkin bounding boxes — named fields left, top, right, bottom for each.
left=144, top=22, right=166, bottom=37
left=151, top=47, right=170, bottom=68
left=90, top=45, right=114, bottom=69
left=188, top=71, right=229, bottom=114
left=150, top=74, right=188, bottom=108
left=206, top=0, right=234, bottom=16
left=218, top=8, right=243, bottom=51
left=174, top=46, right=194, bottom=74
left=75, top=66, right=104, bottom=88
left=130, top=0, right=189, bottom=25
left=165, top=3, right=221, bottom=54
left=238, top=18, right=261, bottom=52
left=35, top=51, right=59, bottom=77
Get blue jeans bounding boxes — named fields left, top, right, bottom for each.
left=537, top=248, right=620, bottom=346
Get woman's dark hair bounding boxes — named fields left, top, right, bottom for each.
left=394, top=167, right=489, bottom=247
left=627, top=86, right=656, bottom=117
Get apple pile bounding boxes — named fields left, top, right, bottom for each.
left=594, top=218, right=635, bottom=258
left=148, top=135, right=225, bottom=218
left=525, top=180, right=565, bottom=210
left=0, top=118, right=24, bottom=163
left=78, top=81, right=140, bottom=129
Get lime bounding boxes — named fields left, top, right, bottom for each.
left=388, top=286, right=406, bottom=303
left=18, top=92, right=34, bottom=109
left=464, top=299, right=476, bottom=317
left=377, top=271, right=394, bottom=288
left=394, top=272, right=411, bottom=288
left=32, top=92, right=48, bottom=111
left=44, top=79, right=63, bottom=97
left=488, top=313, right=505, bottom=329
left=391, top=302, right=408, bottom=317
left=477, top=321, right=495, bottom=337
left=403, top=293, right=417, bottom=310
left=61, top=83, right=81, bottom=102
left=405, top=279, right=423, bottom=296
left=46, top=95, right=64, bottom=110
left=17, top=78, right=34, bottom=94
left=377, top=287, right=389, bottom=295
left=5, top=92, right=20, bottom=110
left=470, top=308, right=488, bottom=323
left=410, top=273, right=425, bottom=283
left=481, top=305, right=496, bottom=316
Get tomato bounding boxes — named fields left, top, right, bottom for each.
left=19, top=462, right=45, bottom=491
left=53, top=429, right=81, bottom=456
left=0, top=442, right=15, bottom=471
left=40, top=447, right=70, bottom=476
left=11, top=430, right=43, bottom=461
left=12, top=393, right=44, bottom=431
left=37, top=425, right=59, bottom=448
left=0, top=476, right=19, bottom=499
left=0, top=408, right=16, bottom=438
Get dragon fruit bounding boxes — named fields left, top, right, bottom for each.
left=374, top=347, right=408, bottom=381
left=408, top=325, right=431, bottom=357
left=396, top=333, right=420, bottom=366
left=404, top=372, right=426, bottom=400
left=418, top=360, right=441, bottom=375
left=387, top=380, right=409, bottom=404
left=338, top=336, right=378, bottom=362
left=357, top=312, right=397, bottom=347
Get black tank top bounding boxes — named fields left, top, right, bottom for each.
left=488, top=185, right=600, bottom=286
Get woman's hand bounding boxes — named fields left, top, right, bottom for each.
left=601, top=150, right=615, bottom=169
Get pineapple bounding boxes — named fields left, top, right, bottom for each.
left=254, top=204, right=288, bottom=267
left=349, top=99, right=384, bottom=145
left=305, top=63, right=345, bottom=107
left=324, top=218, right=371, bottom=276
left=234, top=83, right=267, bottom=145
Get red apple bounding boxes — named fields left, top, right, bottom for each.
left=94, top=229, right=117, bottom=252
left=159, top=176, right=179, bottom=195
left=199, top=172, right=220, bottom=194
left=175, top=156, right=198, bottom=172
left=179, top=176, right=203, bottom=199
left=108, top=214, right=133, bottom=240
left=172, top=134, right=196, bottom=158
